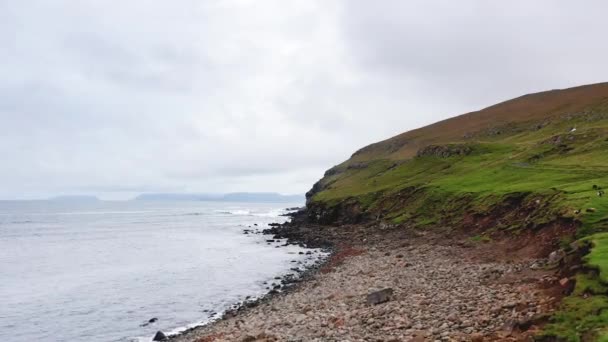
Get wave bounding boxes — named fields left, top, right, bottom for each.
left=213, top=209, right=285, bottom=218
left=213, top=209, right=251, bottom=216
left=9, top=220, right=35, bottom=224
left=251, top=209, right=284, bottom=218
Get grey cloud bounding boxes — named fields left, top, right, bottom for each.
left=339, top=1, right=608, bottom=102
left=1, top=1, right=608, bottom=199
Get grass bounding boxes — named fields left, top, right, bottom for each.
left=585, top=234, right=608, bottom=284
left=469, top=234, right=492, bottom=243
left=309, top=100, right=608, bottom=340
left=541, top=295, right=608, bottom=342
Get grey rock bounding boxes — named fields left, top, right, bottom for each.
left=153, top=331, right=168, bottom=341
left=548, top=249, right=566, bottom=265
left=366, top=288, right=394, bottom=305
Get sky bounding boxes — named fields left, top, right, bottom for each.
left=1, top=1, right=608, bottom=200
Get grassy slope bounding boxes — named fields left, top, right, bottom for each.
left=308, top=83, right=608, bottom=341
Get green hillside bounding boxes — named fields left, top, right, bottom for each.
left=306, top=83, right=608, bottom=341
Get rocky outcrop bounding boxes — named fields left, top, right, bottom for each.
left=416, top=144, right=473, bottom=158
left=305, top=180, right=326, bottom=204
left=306, top=198, right=369, bottom=225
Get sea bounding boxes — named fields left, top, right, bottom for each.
left=0, top=200, right=325, bottom=342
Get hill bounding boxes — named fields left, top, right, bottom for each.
left=49, top=195, right=100, bottom=202
left=305, top=82, right=608, bottom=340
left=134, top=192, right=303, bottom=203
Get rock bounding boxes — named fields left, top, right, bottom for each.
left=153, top=331, right=167, bottom=341
left=548, top=249, right=566, bottom=265
left=140, top=317, right=159, bottom=327
left=559, top=277, right=576, bottom=294
left=471, top=332, right=484, bottom=342
left=416, top=144, right=473, bottom=158
left=517, top=314, right=549, bottom=331
left=410, top=334, right=427, bottom=342
left=529, top=261, right=545, bottom=270
left=366, top=288, right=394, bottom=305
left=502, top=319, right=518, bottom=334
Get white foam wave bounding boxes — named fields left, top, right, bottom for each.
left=214, top=209, right=251, bottom=216
left=251, top=209, right=284, bottom=218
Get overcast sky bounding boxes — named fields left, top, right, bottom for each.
left=1, top=1, right=608, bottom=199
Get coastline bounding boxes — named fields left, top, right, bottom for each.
left=160, top=211, right=334, bottom=342
left=167, top=214, right=568, bottom=342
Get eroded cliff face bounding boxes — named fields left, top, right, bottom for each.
left=305, top=198, right=368, bottom=225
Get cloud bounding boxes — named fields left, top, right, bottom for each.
left=1, top=1, right=608, bottom=199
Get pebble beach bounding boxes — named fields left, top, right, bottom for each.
left=171, top=231, right=561, bottom=342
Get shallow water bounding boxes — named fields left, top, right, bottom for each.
left=0, top=200, right=322, bottom=341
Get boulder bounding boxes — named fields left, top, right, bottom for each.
left=548, top=249, right=566, bottom=265
left=153, top=331, right=167, bottom=341
left=140, top=317, right=159, bottom=327
left=366, top=288, right=394, bottom=305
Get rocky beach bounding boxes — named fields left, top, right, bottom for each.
left=169, top=220, right=571, bottom=342
left=162, top=85, right=608, bottom=341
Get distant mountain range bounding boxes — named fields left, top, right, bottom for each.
left=133, top=192, right=304, bottom=203
left=49, top=195, right=100, bottom=202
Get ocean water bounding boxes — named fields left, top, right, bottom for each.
left=0, top=200, right=324, bottom=342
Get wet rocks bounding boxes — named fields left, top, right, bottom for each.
left=141, top=317, right=159, bottom=327
left=153, top=331, right=168, bottom=341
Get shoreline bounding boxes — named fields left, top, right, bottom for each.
left=165, top=250, right=333, bottom=340
left=164, top=248, right=333, bottom=341
left=168, top=218, right=567, bottom=341
left=160, top=214, right=334, bottom=342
